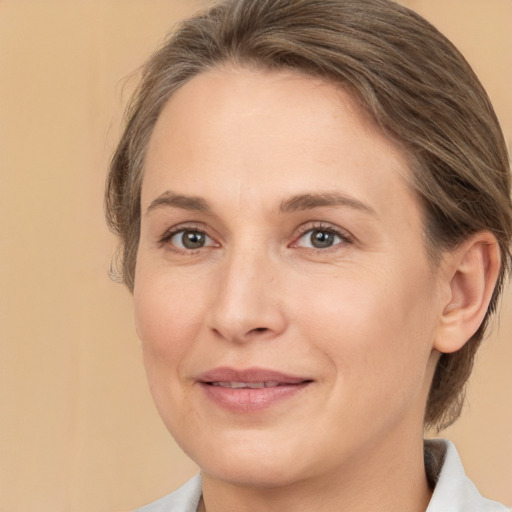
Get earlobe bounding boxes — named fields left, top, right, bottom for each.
left=434, top=232, right=501, bottom=354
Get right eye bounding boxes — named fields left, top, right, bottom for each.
left=167, top=229, right=216, bottom=250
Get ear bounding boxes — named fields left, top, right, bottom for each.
left=434, top=232, right=501, bottom=354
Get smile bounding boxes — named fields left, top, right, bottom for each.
left=197, top=367, right=313, bottom=412
left=210, top=381, right=281, bottom=388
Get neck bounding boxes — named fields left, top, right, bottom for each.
left=199, top=430, right=432, bottom=512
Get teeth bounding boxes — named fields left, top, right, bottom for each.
left=211, top=381, right=280, bottom=389
left=246, top=382, right=264, bottom=389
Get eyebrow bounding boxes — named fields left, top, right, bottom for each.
left=146, top=192, right=211, bottom=214
left=145, top=190, right=376, bottom=216
left=280, top=192, right=376, bottom=215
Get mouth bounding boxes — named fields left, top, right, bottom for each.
left=210, top=381, right=285, bottom=389
left=196, top=367, right=313, bottom=412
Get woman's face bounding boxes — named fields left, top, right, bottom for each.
left=135, top=67, right=444, bottom=487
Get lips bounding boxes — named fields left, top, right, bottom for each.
left=211, top=381, right=280, bottom=389
left=196, top=367, right=312, bottom=412
left=198, top=367, right=310, bottom=385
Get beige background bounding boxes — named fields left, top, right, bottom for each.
left=0, top=1, right=510, bottom=511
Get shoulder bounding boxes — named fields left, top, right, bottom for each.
left=426, top=439, right=509, bottom=512
left=135, top=474, right=202, bottom=512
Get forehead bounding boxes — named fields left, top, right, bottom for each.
left=142, top=66, right=419, bottom=227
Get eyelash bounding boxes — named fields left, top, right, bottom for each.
left=157, top=223, right=214, bottom=251
left=290, top=222, right=354, bottom=251
left=157, top=222, right=353, bottom=253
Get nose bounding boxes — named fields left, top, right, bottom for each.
left=206, top=244, right=287, bottom=343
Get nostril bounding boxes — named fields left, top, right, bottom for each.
left=251, top=327, right=268, bottom=334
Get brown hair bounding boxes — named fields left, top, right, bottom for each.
left=106, top=0, right=512, bottom=430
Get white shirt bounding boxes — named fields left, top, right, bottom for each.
left=136, top=440, right=509, bottom=512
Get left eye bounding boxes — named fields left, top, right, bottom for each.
left=169, top=229, right=215, bottom=250
left=296, top=229, right=344, bottom=249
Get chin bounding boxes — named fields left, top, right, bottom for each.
left=177, top=429, right=314, bottom=488
left=203, top=457, right=306, bottom=489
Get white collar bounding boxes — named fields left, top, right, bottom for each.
left=425, top=439, right=508, bottom=512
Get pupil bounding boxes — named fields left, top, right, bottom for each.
left=311, top=230, right=334, bottom=248
left=183, top=231, right=205, bottom=249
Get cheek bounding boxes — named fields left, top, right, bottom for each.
left=133, top=267, right=206, bottom=368
left=133, top=269, right=208, bottom=431
left=294, top=264, right=437, bottom=390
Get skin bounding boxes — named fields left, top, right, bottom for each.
left=134, top=66, right=499, bottom=512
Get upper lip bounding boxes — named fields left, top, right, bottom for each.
left=196, top=366, right=311, bottom=385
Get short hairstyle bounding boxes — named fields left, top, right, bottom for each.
left=106, top=0, right=512, bottom=431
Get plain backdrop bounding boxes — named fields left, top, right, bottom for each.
left=0, top=1, right=511, bottom=511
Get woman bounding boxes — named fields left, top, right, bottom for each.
left=106, top=0, right=511, bottom=510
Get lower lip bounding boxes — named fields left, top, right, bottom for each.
left=199, top=382, right=311, bottom=413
